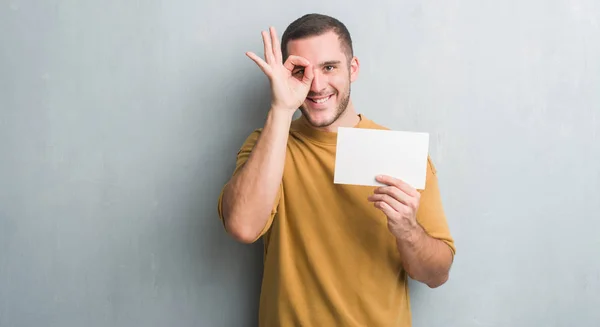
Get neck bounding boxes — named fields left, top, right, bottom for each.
left=313, top=100, right=360, bottom=133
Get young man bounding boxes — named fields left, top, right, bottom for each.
left=217, top=13, right=456, bottom=327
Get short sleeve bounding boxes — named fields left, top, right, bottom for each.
left=217, top=129, right=282, bottom=241
left=416, top=156, right=456, bottom=256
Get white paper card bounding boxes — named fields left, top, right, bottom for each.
left=333, top=127, right=430, bottom=189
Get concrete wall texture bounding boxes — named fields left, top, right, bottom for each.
left=1, top=1, right=599, bottom=326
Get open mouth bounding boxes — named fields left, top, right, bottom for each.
left=307, top=95, right=333, bottom=104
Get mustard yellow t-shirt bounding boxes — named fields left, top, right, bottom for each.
left=218, top=114, right=455, bottom=327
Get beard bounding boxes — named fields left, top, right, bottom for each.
left=299, top=83, right=351, bottom=128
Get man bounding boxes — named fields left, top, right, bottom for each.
left=217, top=13, right=456, bottom=327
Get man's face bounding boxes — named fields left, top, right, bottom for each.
left=286, top=31, right=359, bottom=128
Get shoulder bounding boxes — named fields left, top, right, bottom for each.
left=357, top=115, right=390, bottom=131
left=236, top=128, right=264, bottom=153
left=242, top=128, right=263, bottom=142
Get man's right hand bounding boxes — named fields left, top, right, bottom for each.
left=246, top=26, right=314, bottom=113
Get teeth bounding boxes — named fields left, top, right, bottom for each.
left=313, top=96, right=330, bottom=103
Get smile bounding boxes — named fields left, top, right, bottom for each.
left=308, top=95, right=333, bottom=104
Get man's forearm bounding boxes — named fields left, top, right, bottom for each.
left=222, top=108, right=293, bottom=242
left=395, top=224, right=454, bottom=288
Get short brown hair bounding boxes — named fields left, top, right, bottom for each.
left=281, top=13, right=354, bottom=62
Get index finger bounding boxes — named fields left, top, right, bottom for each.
left=283, top=55, right=311, bottom=71
left=375, top=175, right=419, bottom=197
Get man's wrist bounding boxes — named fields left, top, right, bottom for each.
left=395, top=221, right=423, bottom=247
left=268, top=107, right=295, bottom=121
left=270, top=105, right=297, bottom=114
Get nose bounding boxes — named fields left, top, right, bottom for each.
left=310, top=69, right=326, bottom=93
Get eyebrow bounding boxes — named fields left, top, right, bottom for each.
left=318, top=60, right=341, bottom=67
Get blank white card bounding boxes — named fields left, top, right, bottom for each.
left=333, top=127, right=430, bottom=189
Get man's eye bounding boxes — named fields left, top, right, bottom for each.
left=325, top=66, right=334, bottom=71
left=293, top=69, right=304, bottom=75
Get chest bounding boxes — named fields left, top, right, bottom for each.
left=280, top=141, right=386, bottom=227
left=272, top=140, right=396, bottom=258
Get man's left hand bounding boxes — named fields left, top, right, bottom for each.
left=367, top=175, right=421, bottom=239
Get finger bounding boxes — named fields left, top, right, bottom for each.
left=246, top=51, right=271, bottom=76
left=373, top=186, right=417, bottom=209
left=373, top=200, right=397, bottom=218
left=270, top=26, right=282, bottom=63
left=367, top=193, right=405, bottom=213
left=262, top=30, right=274, bottom=64
left=376, top=175, right=419, bottom=197
left=283, top=55, right=311, bottom=71
left=302, top=63, right=314, bottom=84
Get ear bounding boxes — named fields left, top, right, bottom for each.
left=349, top=56, right=360, bottom=82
